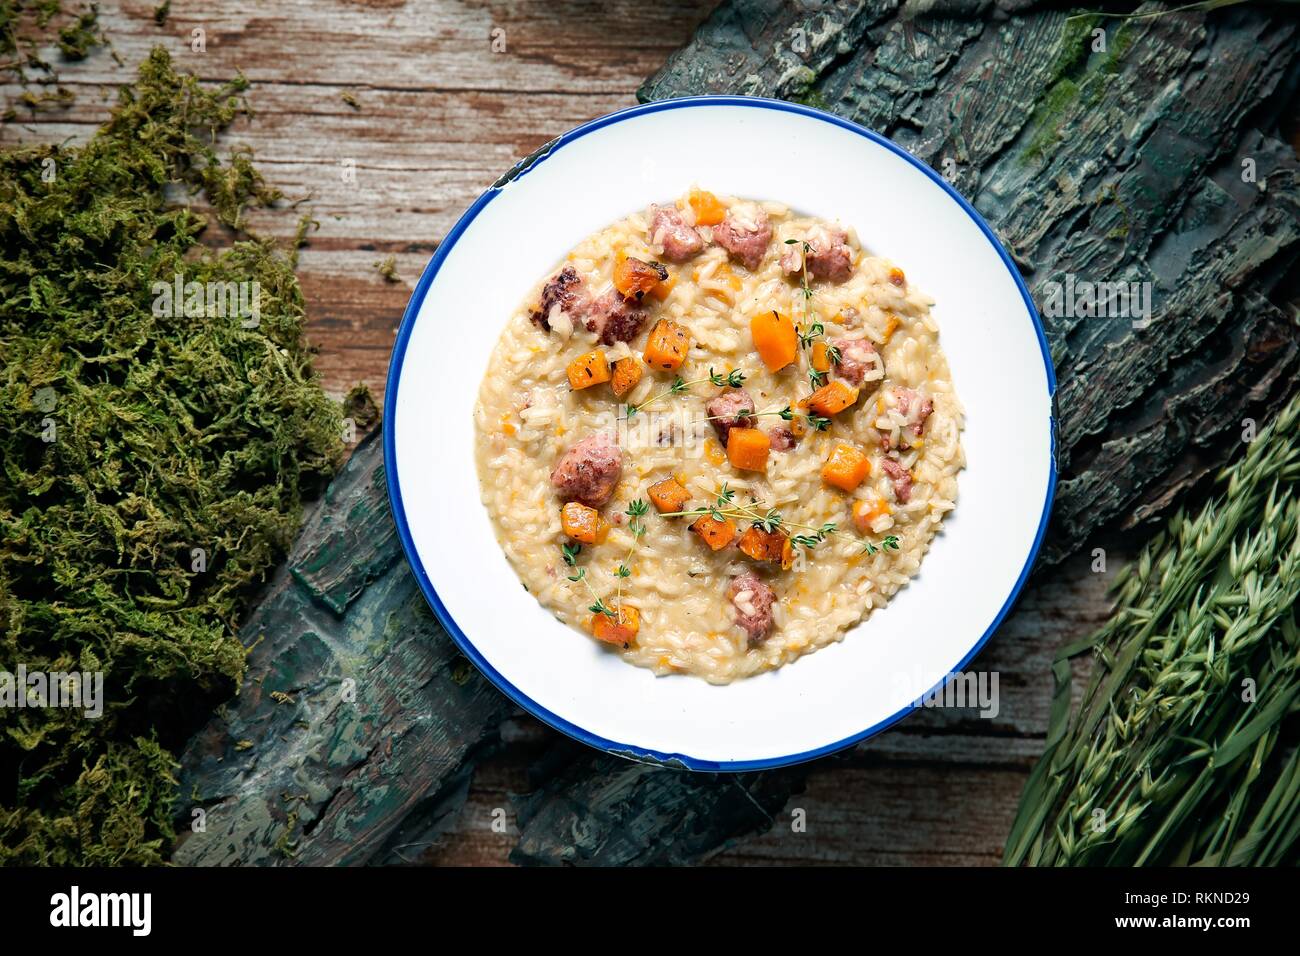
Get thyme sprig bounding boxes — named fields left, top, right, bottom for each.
left=694, top=404, right=793, bottom=427
left=625, top=367, right=747, bottom=418
left=660, top=484, right=838, bottom=552
left=784, top=237, right=814, bottom=304
left=861, top=534, right=901, bottom=555
left=565, top=564, right=616, bottom=619
left=615, top=499, right=649, bottom=609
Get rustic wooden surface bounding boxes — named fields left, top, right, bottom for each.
left=8, top=0, right=1296, bottom=865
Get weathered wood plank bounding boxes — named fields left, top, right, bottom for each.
left=2, top=0, right=720, bottom=407
left=171, top=434, right=513, bottom=866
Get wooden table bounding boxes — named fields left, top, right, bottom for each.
left=13, top=0, right=1273, bottom=866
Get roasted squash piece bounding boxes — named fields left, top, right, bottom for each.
left=561, top=501, right=610, bottom=544
left=648, top=271, right=677, bottom=301
left=750, top=310, right=797, bottom=373
left=592, top=605, right=640, bottom=645
left=811, top=341, right=832, bottom=373
left=737, top=526, right=794, bottom=569
left=726, top=426, right=770, bottom=472
left=610, top=356, right=643, bottom=398
left=567, top=349, right=611, bottom=390
left=688, top=188, right=726, bottom=226
left=822, top=441, right=871, bottom=492
left=691, top=514, right=736, bottom=551
left=643, top=318, right=692, bottom=371
left=851, top=495, right=892, bottom=532
left=613, top=253, right=669, bottom=301
left=807, top=380, right=859, bottom=416
left=647, top=477, right=691, bottom=513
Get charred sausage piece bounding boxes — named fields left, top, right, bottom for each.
left=648, top=204, right=704, bottom=262
left=704, top=388, right=755, bottom=443
left=586, top=289, right=649, bottom=345
left=712, top=204, right=772, bottom=271
left=550, top=431, right=623, bottom=507
left=530, top=265, right=590, bottom=332
left=727, top=571, right=776, bottom=644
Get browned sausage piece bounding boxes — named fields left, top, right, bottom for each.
left=585, top=290, right=649, bottom=346
left=768, top=425, right=796, bottom=451
left=727, top=571, right=776, bottom=644
left=550, top=431, right=623, bottom=507
left=712, top=204, right=772, bottom=271
left=704, top=388, right=755, bottom=443
left=530, top=265, right=590, bottom=332
left=881, top=458, right=914, bottom=504
left=648, top=204, right=704, bottom=262
left=832, top=337, right=882, bottom=387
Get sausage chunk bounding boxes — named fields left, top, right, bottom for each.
left=711, top=203, right=772, bottom=271
left=704, top=388, right=755, bottom=443
left=877, top=385, right=934, bottom=451
left=648, top=203, right=704, bottom=262
left=727, top=572, right=776, bottom=644
left=768, top=425, right=797, bottom=451
left=781, top=224, right=854, bottom=282
left=586, top=289, right=649, bottom=345
left=832, top=337, right=882, bottom=387
left=881, top=458, right=914, bottom=504
left=530, top=265, right=590, bottom=332
left=551, top=431, right=623, bottom=507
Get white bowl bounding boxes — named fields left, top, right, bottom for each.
left=385, top=96, right=1056, bottom=770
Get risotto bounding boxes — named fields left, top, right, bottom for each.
left=473, top=189, right=964, bottom=683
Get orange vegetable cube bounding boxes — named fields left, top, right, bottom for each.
left=851, top=496, right=892, bottom=532
left=726, top=427, right=770, bottom=472
left=737, top=526, right=794, bottom=569
left=561, top=501, right=610, bottom=544
left=750, top=310, right=797, bottom=373
left=888, top=267, right=906, bottom=287
left=811, top=341, right=831, bottom=373
left=648, top=271, right=676, bottom=301
left=643, top=318, right=692, bottom=371
left=822, top=441, right=871, bottom=492
left=690, top=514, right=736, bottom=551
left=807, top=380, right=859, bottom=416
left=613, top=253, right=669, bottom=301
left=567, top=350, right=611, bottom=390
left=648, top=477, right=691, bottom=513
left=610, top=356, right=643, bottom=398
left=688, top=188, right=726, bottom=226
left=592, top=605, right=640, bottom=646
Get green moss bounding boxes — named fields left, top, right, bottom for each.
left=1022, top=78, right=1081, bottom=163
left=0, top=47, right=347, bottom=865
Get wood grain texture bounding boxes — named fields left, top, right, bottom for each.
left=2, top=0, right=720, bottom=407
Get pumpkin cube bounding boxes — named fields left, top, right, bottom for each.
left=561, top=501, right=609, bottom=544
left=807, top=380, right=859, bottom=416
left=610, top=356, right=643, bottom=398
left=567, top=350, right=611, bottom=390
left=726, top=427, right=770, bottom=472
left=822, top=441, right=871, bottom=492
left=643, top=319, right=692, bottom=371
left=648, top=477, right=691, bottom=513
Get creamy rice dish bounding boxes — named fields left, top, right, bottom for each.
left=474, top=189, right=964, bottom=683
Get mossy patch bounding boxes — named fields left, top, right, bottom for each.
left=0, top=47, right=348, bottom=864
